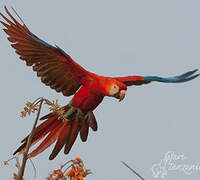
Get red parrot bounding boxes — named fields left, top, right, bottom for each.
left=0, top=7, right=199, bottom=160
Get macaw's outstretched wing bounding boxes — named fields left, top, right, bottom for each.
left=0, top=7, right=92, bottom=96
left=113, top=69, right=199, bottom=86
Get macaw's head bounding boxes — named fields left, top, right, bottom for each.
left=105, top=78, right=127, bottom=101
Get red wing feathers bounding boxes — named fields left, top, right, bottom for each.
left=0, top=6, right=92, bottom=96
left=113, top=76, right=150, bottom=86
left=80, top=118, right=89, bottom=142
left=14, top=109, right=98, bottom=159
left=64, top=121, right=81, bottom=155
left=28, top=122, right=64, bottom=158
left=88, top=112, right=98, bottom=131
left=49, top=123, right=71, bottom=160
left=13, top=116, right=60, bottom=155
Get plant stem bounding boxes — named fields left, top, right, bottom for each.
left=121, top=161, right=145, bottom=180
left=16, top=98, right=44, bottom=180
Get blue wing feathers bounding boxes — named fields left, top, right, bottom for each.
left=55, top=44, right=68, bottom=57
left=143, top=69, right=199, bottom=83
left=30, top=33, right=68, bottom=57
left=29, top=32, right=52, bottom=48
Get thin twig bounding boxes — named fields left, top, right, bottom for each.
left=4, top=156, right=16, bottom=165
left=121, top=161, right=145, bottom=180
left=16, top=98, right=44, bottom=180
left=63, top=165, right=73, bottom=174
left=15, top=157, right=21, bottom=171
left=29, top=158, right=37, bottom=179
left=61, top=160, right=73, bottom=169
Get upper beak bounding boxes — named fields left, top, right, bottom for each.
left=119, top=90, right=126, bottom=101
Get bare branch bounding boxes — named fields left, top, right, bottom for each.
left=121, top=161, right=145, bottom=180
left=16, top=98, right=44, bottom=180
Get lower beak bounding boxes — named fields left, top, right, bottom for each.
left=119, top=90, right=126, bottom=102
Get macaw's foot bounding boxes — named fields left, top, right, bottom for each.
left=75, top=107, right=85, bottom=120
left=62, top=105, right=85, bottom=122
left=60, top=106, right=97, bottom=131
left=85, top=111, right=94, bottom=123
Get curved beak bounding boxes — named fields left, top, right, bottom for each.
left=113, top=90, right=126, bottom=101
left=119, top=90, right=126, bottom=102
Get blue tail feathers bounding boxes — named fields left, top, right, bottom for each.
left=143, top=69, right=199, bottom=83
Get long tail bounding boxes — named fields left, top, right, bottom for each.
left=113, top=69, right=199, bottom=86
left=143, top=69, right=200, bottom=83
left=13, top=106, right=97, bottom=160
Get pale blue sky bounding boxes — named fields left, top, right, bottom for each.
left=0, top=0, right=200, bottom=179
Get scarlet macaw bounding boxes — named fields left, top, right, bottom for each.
left=0, top=7, right=199, bottom=160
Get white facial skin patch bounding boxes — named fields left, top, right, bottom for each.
left=109, top=84, right=120, bottom=96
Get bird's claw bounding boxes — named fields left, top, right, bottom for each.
left=75, top=108, right=85, bottom=120
left=62, top=105, right=85, bottom=122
